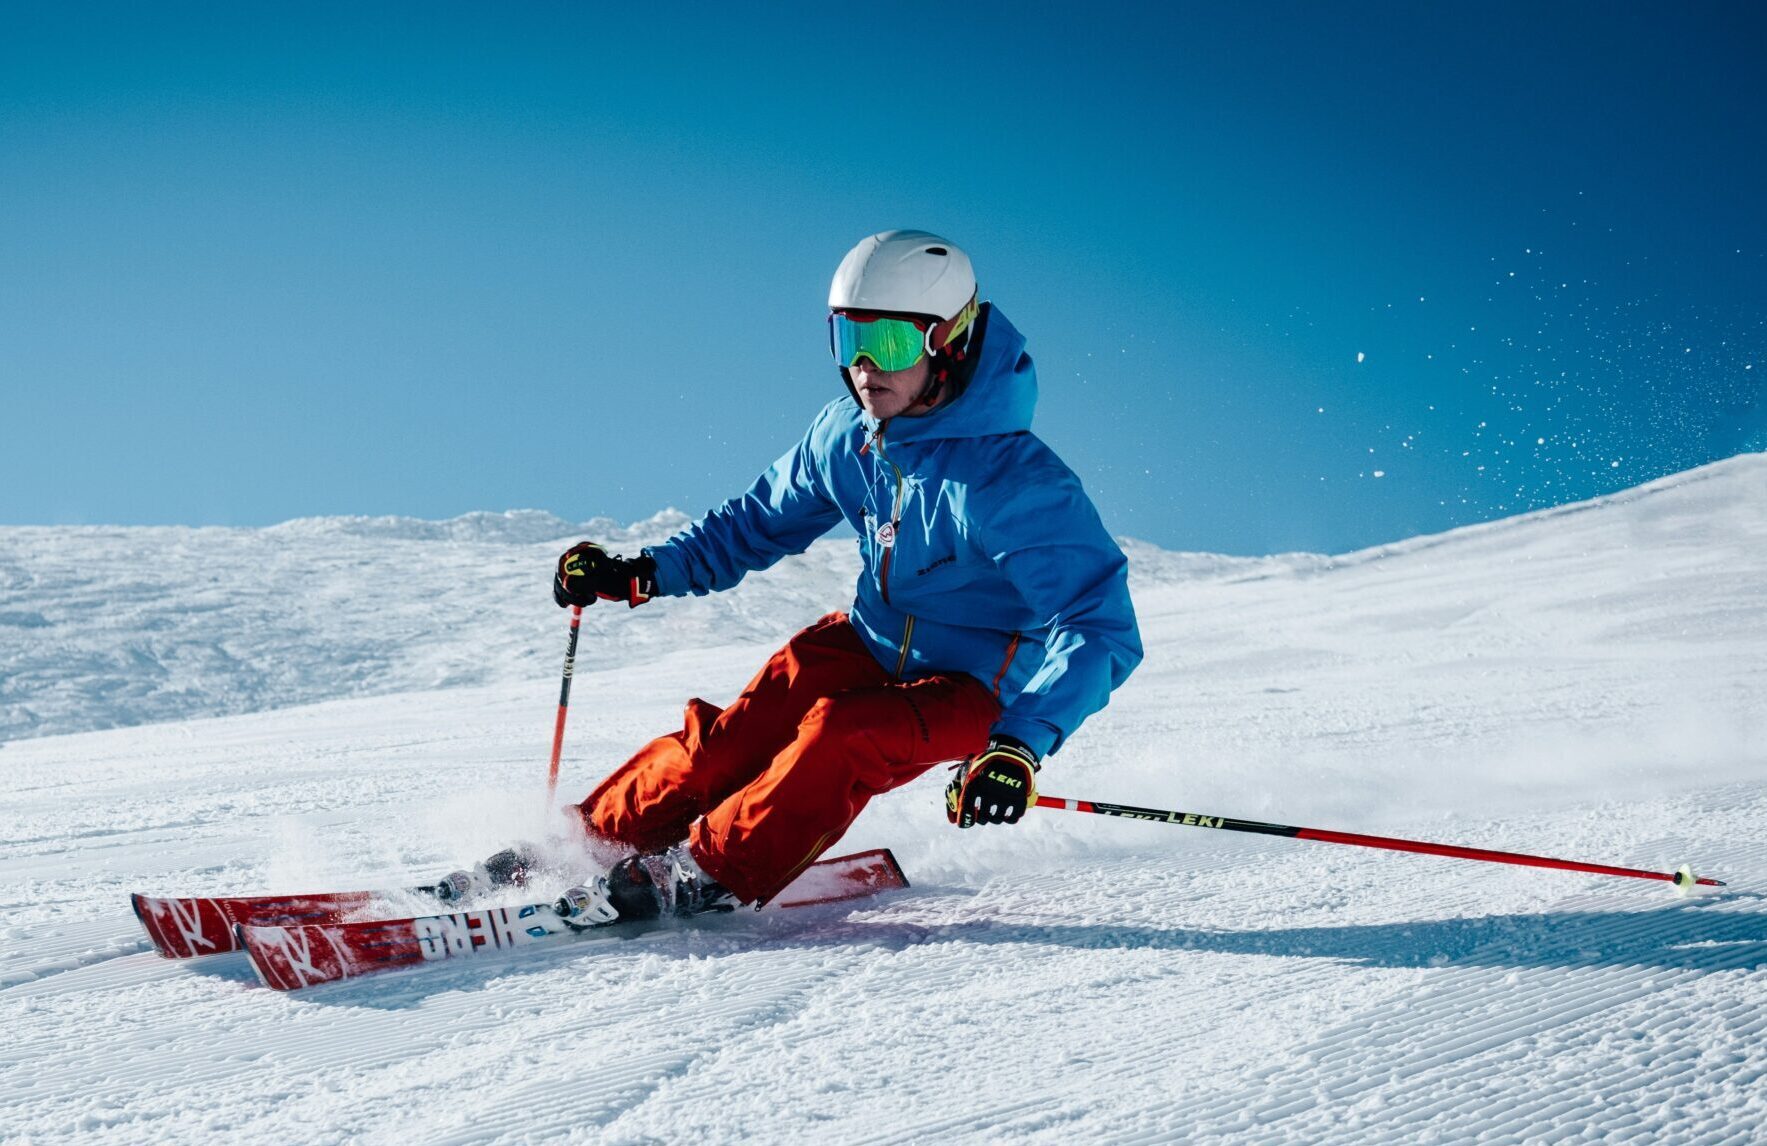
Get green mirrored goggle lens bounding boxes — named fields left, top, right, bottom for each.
left=830, top=312, right=929, bottom=372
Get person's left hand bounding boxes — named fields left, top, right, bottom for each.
left=945, top=735, right=1040, bottom=827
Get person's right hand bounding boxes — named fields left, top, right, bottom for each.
left=553, top=542, right=658, bottom=608
left=945, top=735, right=1040, bottom=827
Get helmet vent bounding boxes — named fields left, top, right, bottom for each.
left=926, top=247, right=948, bottom=256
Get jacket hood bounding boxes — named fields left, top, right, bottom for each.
left=859, top=303, right=1036, bottom=443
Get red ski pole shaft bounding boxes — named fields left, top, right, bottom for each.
left=545, top=606, right=583, bottom=804
left=1034, top=795, right=1726, bottom=889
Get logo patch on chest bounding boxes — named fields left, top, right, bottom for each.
left=875, top=520, right=897, bottom=548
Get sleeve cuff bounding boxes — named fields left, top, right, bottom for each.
left=990, top=717, right=1060, bottom=761
left=641, top=544, right=687, bottom=597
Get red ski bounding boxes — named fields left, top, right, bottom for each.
left=238, top=848, right=908, bottom=991
left=132, top=888, right=395, bottom=959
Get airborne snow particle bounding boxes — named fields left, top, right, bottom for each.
left=1372, top=470, right=1386, bottom=478
left=1537, top=438, right=1545, bottom=445
left=1356, top=352, right=1366, bottom=363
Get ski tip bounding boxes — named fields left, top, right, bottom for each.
left=879, top=848, right=909, bottom=890
left=130, top=892, right=228, bottom=959
left=234, top=922, right=300, bottom=991
left=129, top=893, right=175, bottom=959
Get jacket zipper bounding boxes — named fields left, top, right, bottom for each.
left=893, top=616, right=915, bottom=678
left=872, top=425, right=907, bottom=606
left=871, top=424, right=917, bottom=677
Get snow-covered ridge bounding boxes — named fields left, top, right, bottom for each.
left=263, top=507, right=694, bottom=545
left=0, top=453, right=1761, bottom=744
left=1318, top=450, right=1767, bottom=571
left=0, top=506, right=844, bottom=743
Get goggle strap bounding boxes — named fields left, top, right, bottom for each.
left=927, top=293, right=980, bottom=356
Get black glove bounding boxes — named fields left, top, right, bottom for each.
left=946, top=735, right=1040, bottom=828
left=553, top=542, right=658, bottom=608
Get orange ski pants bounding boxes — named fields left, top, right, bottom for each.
left=581, top=613, right=999, bottom=904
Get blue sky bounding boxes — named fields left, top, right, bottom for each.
left=3, top=2, right=1763, bottom=554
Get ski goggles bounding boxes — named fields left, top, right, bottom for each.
left=828, top=311, right=934, bottom=373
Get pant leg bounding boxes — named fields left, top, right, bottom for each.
left=690, top=670, right=1001, bottom=905
left=581, top=613, right=890, bottom=853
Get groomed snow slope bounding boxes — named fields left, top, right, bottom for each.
left=1, top=453, right=1764, bottom=1143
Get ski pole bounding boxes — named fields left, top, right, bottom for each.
left=1034, top=795, right=1725, bottom=890
left=545, top=605, right=583, bottom=805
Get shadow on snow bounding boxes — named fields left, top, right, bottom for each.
left=224, top=889, right=1767, bottom=1009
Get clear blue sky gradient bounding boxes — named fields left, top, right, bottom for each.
left=3, top=2, right=1763, bottom=554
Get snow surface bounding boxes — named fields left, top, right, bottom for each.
left=2, top=454, right=1765, bottom=1143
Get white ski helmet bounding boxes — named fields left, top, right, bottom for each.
left=829, top=229, right=976, bottom=322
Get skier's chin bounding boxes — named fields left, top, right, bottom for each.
left=858, top=389, right=909, bottom=419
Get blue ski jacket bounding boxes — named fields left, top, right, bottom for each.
left=644, top=304, right=1142, bottom=759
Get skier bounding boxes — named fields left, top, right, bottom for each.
left=547, top=230, right=1142, bottom=921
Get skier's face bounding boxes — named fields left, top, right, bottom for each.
left=849, top=355, right=932, bottom=420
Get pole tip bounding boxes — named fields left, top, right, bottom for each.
left=1673, top=864, right=1724, bottom=896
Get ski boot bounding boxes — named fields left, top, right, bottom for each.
left=432, top=843, right=542, bottom=905
left=556, top=844, right=739, bottom=923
